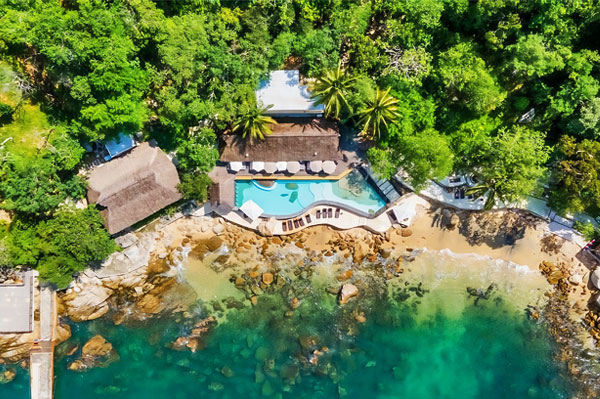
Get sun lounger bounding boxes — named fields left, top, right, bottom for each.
left=299, top=218, right=305, bottom=227
left=328, top=208, right=333, bottom=218
left=287, top=220, right=293, bottom=230
left=282, top=222, right=287, bottom=232
left=293, top=219, right=300, bottom=228
left=305, top=214, right=312, bottom=223
left=387, top=210, right=398, bottom=223
left=316, top=210, right=321, bottom=219
left=335, top=208, right=340, bottom=218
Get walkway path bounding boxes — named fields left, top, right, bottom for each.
left=30, top=286, right=56, bottom=399
left=213, top=194, right=428, bottom=235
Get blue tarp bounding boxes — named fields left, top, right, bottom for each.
left=104, top=133, right=135, bottom=160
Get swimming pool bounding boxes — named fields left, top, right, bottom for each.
left=234, top=170, right=386, bottom=217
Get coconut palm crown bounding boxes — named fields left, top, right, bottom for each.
left=233, top=104, right=277, bottom=141
left=310, top=66, right=357, bottom=119
left=358, top=87, right=401, bottom=140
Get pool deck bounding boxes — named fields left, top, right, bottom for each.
left=212, top=194, right=428, bottom=235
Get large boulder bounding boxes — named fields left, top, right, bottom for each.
left=69, top=335, right=119, bottom=371
left=591, top=269, right=600, bottom=290
left=338, top=284, right=359, bottom=304
left=82, top=335, right=113, bottom=358
left=61, top=284, right=112, bottom=321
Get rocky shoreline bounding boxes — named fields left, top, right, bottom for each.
left=3, top=206, right=600, bottom=396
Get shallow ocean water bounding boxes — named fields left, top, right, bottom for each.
left=1, top=252, right=576, bottom=399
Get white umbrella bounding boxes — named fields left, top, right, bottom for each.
left=250, top=161, right=265, bottom=172
left=287, top=161, right=301, bottom=173
left=264, top=162, right=277, bottom=174
left=228, top=161, right=244, bottom=172
left=240, top=200, right=264, bottom=221
left=308, top=160, right=323, bottom=173
left=276, top=161, right=288, bottom=172
left=322, top=160, right=336, bottom=174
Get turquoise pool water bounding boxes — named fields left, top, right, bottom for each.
left=235, top=170, right=386, bottom=216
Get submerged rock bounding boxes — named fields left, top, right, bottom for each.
left=0, top=369, right=16, bottom=384
left=68, top=335, right=119, bottom=371
left=82, top=335, right=113, bottom=358
left=262, top=272, right=274, bottom=285
left=338, top=284, right=359, bottom=304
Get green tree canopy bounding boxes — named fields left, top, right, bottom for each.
left=9, top=207, right=115, bottom=288
left=436, top=42, right=506, bottom=114
left=549, top=136, right=600, bottom=215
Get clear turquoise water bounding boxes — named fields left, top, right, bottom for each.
left=235, top=170, right=386, bottom=216
left=0, top=254, right=577, bottom=399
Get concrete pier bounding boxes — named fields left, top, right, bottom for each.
left=30, top=286, right=56, bottom=399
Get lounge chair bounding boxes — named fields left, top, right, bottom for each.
left=287, top=220, right=293, bottom=230
left=316, top=210, right=321, bottom=219
left=305, top=214, right=312, bottom=223
left=299, top=218, right=305, bottom=227
left=328, top=208, right=333, bottom=218
left=282, top=222, right=287, bottom=232
left=335, top=208, right=340, bottom=218
left=387, top=210, right=398, bottom=223
left=293, top=219, right=300, bottom=228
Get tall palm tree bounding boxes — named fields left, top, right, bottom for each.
left=233, top=104, right=277, bottom=141
left=357, top=87, right=401, bottom=140
left=310, top=65, right=357, bottom=119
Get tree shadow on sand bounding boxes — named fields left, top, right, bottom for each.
left=457, top=209, right=542, bottom=249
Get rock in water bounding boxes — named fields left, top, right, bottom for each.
left=82, top=335, right=113, bottom=358
left=338, top=284, right=359, bottom=304
left=262, top=272, right=274, bottom=285
left=0, top=369, right=16, bottom=384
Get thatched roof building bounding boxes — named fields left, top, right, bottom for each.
left=87, top=142, right=182, bottom=235
left=220, top=118, right=341, bottom=162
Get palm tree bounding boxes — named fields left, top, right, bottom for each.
left=310, top=65, right=357, bottom=119
left=466, top=180, right=504, bottom=210
left=233, top=104, right=277, bottom=141
left=357, top=87, right=401, bottom=140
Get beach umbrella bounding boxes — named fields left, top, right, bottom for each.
left=264, top=162, right=277, bottom=174
left=276, top=161, right=288, bottom=172
left=322, top=160, right=336, bottom=174
left=308, top=160, right=323, bottom=173
left=287, top=161, right=301, bottom=173
left=250, top=161, right=265, bottom=172
left=240, top=200, right=264, bottom=221
left=228, top=162, right=244, bottom=172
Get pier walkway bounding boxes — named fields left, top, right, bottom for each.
left=30, top=286, right=56, bottom=399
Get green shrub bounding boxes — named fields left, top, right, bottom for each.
left=574, top=221, right=598, bottom=241
left=178, top=172, right=213, bottom=202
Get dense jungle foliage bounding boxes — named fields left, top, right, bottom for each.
left=0, top=0, right=600, bottom=285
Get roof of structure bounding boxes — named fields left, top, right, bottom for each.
left=103, top=133, right=135, bottom=160
left=256, top=70, right=324, bottom=115
left=87, top=142, right=182, bottom=235
left=219, top=118, right=341, bottom=162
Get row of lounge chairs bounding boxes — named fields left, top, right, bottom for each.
left=281, top=207, right=341, bottom=232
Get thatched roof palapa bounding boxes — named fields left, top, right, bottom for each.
left=87, top=142, right=182, bottom=235
left=220, top=118, right=341, bottom=162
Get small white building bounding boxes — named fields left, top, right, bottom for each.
left=255, top=70, right=324, bottom=117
